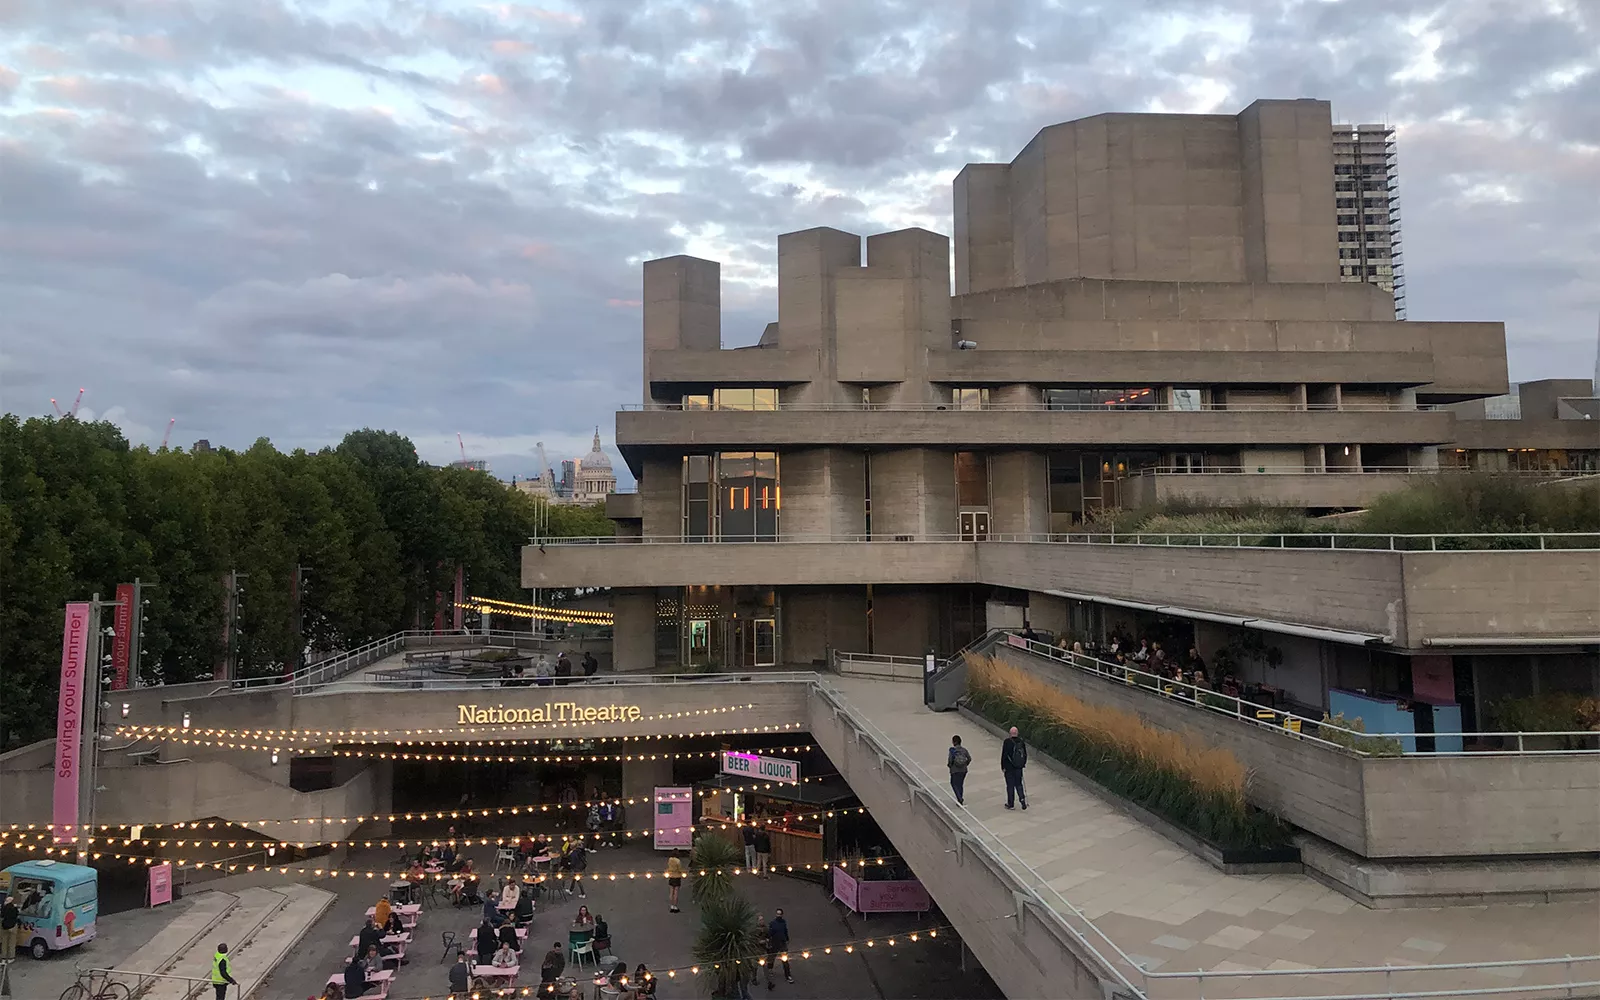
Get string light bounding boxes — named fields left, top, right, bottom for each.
left=17, top=846, right=896, bottom=882
left=108, top=741, right=816, bottom=765
left=8, top=795, right=860, bottom=833
left=467, top=596, right=613, bottom=624
left=0, top=809, right=870, bottom=849
left=113, top=705, right=769, bottom=743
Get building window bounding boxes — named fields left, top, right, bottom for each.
left=1336, top=198, right=1357, bottom=208
left=1170, top=387, right=1205, bottom=411
left=955, top=452, right=988, bottom=508
left=684, top=455, right=712, bottom=540
left=683, top=394, right=711, bottom=410
left=1337, top=214, right=1357, bottom=225
left=953, top=387, right=988, bottom=410
left=716, top=452, right=778, bottom=540
left=1339, top=232, right=1357, bottom=243
left=704, top=388, right=779, bottom=411
left=1046, top=388, right=1159, bottom=410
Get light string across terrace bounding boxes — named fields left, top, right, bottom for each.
left=9, top=786, right=851, bottom=833
left=0, top=809, right=871, bottom=849
left=112, top=740, right=815, bottom=765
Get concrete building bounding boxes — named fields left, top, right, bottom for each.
left=1331, top=122, right=1404, bottom=317
left=512, top=431, right=620, bottom=503
left=1445, top=378, right=1600, bottom=472
left=524, top=99, right=1594, bottom=726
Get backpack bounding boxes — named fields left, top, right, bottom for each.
left=1005, top=738, right=1028, bottom=769
left=948, top=746, right=971, bottom=771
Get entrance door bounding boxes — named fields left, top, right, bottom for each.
left=959, top=510, right=990, bottom=540
left=687, top=620, right=711, bottom=665
left=753, top=619, right=776, bottom=666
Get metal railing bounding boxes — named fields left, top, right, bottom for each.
left=830, top=651, right=929, bottom=683
left=82, top=967, right=212, bottom=1000
left=527, top=531, right=1600, bottom=551
left=620, top=401, right=1435, bottom=413
left=815, top=679, right=1600, bottom=1000
left=229, top=630, right=576, bottom=693
left=359, top=668, right=818, bottom=690
left=1126, top=465, right=1591, bottom=477
left=996, top=635, right=1600, bottom=757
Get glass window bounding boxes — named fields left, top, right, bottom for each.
left=953, top=388, right=988, bottom=410
left=955, top=452, right=987, bottom=507
left=716, top=452, right=778, bottom=540
left=710, top=388, right=779, bottom=411
left=1170, top=388, right=1204, bottom=411
left=1046, top=388, right=1159, bottom=410
left=684, top=456, right=712, bottom=540
left=683, top=394, right=710, bottom=410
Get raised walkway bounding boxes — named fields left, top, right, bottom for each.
left=825, top=676, right=1600, bottom=1000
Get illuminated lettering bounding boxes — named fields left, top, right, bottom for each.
left=452, top=702, right=647, bottom=726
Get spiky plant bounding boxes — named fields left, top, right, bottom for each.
left=689, top=832, right=743, bottom=906
left=693, top=894, right=763, bottom=999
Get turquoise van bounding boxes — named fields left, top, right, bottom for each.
left=0, top=860, right=99, bottom=959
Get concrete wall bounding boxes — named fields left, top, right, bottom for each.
left=870, top=587, right=942, bottom=658
left=643, top=256, right=720, bottom=402
left=783, top=587, right=868, bottom=666
left=525, top=541, right=977, bottom=590
left=1451, top=418, right=1600, bottom=451
left=989, top=451, right=1051, bottom=534
left=808, top=687, right=1122, bottom=999
left=781, top=448, right=867, bottom=537
left=1401, top=551, right=1600, bottom=642
left=867, top=449, right=957, bottom=536
left=612, top=588, right=658, bottom=671
left=1238, top=99, right=1340, bottom=284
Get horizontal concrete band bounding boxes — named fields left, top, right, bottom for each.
left=523, top=542, right=1600, bottom=648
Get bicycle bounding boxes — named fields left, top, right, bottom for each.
left=59, top=967, right=131, bottom=1000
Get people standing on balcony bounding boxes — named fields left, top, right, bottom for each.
left=947, top=735, right=972, bottom=805
left=1001, top=727, right=1029, bottom=810
left=555, top=651, right=574, bottom=685
left=582, top=650, right=599, bottom=676
left=753, top=825, right=773, bottom=878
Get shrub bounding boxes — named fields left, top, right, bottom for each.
left=1489, top=693, right=1600, bottom=746
left=1354, top=472, right=1600, bottom=542
left=689, top=833, right=744, bottom=906
left=693, top=895, right=763, bottom=999
left=965, top=655, right=1289, bottom=849
left=1316, top=713, right=1403, bottom=756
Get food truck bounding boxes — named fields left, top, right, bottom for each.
left=0, top=860, right=99, bottom=959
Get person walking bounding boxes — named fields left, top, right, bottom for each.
left=753, top=826, right=772, bottom=879
left=763, top=908, right=792, bottom=988
left=211, top=942, right=239, bottom=1000
left=741, top=822, right=758, bottom=870
left=665, top=850, right=685, bottom=913
left=448, top=951, right=470, bottom=993
left=1001, top=726, right=1028, bottom=810
left=946, top=735, right=972, bottom=805
left=0, top=894, right=19, bottom=962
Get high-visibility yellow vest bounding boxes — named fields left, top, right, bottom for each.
left=211, top=951, right=228, bottom=984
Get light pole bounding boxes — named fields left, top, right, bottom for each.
left=78, top=593, right=121, bottom=866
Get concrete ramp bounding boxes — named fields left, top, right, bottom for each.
left=135, top=886, right=308, bottom=1000
left=121, top=890, right=238, bottom=986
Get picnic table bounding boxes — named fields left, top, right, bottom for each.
left=473, top=963, right=520, bottom=983
left=328, top=968, right=394, bottom=996
left=366, top=903, right=420, bottom=929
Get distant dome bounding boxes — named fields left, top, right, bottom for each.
left=580, top=428, right=613, bottom=473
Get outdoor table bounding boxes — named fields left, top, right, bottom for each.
left=348, top=933, right=411, bottom=949
left=473, top=963, right=520, bottom=983
left=328, top=968, right=393, bottom=991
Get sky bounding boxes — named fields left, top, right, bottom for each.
left=2, top=0, right=1597, bottom=482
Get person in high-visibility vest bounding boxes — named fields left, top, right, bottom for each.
left=211, top=942, right=239, bottom=1000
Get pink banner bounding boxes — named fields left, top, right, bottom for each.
left=149, top=862, right=174, bottom=907
left=831, top=866, right=859, bottom=911
left=54, top=602, right=92, bottom=842
left=857, top=878, right=931, bottom=913
left=111, top=584, right=134, bottom=691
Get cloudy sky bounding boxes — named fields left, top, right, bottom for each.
left=2, top=0, right=1596, bottom=480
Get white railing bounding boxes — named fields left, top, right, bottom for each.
left=359, top=669, right=818, bottom=691
left=527, top=531, right=1600, bottom=551
left=831, top=651, right=928, bottom=683
left=620, top=401, right=1435, bottom=413
left=816, top=679, right=1600, bottom=1000
left=230, top=630, right=579, bottom=693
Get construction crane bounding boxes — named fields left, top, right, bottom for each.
left=457, top=432, right=469, bottom=464
left=49, top=388, right=86, bottom=419
left=161, top=418, right=177, bottom=448
left=536, top=441, right=554, bottom=491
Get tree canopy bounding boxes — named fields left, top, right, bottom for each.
left=0, top=415, right=612, bottom=748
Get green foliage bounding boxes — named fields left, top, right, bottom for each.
left=689, top=833, right=744, bottom=906
left=1488, top=694, right=1600, bottom=742
left=966, top=688, right=1291, bottom=850
left=692, top=894, right=763, bottom=999
left=1317, top=713, right=1404, bottom=757
left=0, top=416, right=612, bottom=748
left=1355, top=473, right=1600, bottom=543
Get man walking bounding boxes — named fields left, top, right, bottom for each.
left=946, top=735, right=972, bottom=805
left=1001, top=726, right=1028, bottom=810
left=763, top=908, right=792, bottom=989
left=211, top=942, right=239, bottom=1000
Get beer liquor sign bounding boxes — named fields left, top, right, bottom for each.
left=720, top=751, right=800, bottom=785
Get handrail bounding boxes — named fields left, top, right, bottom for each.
left=816, top=679, right=1600, bottom=999
left=527, top=531, right=1600, bottom=551
left=358, top=669, right=819, bottom=690
left=228, top=630, right=567, bottom=692
left=620, top=401, right=1436, bottom=413
left=1121, top=465, right=1589, bottom=477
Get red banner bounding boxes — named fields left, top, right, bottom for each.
left=54, top=602, right=92, bottom=842
left=111, top=583, right=134, bottom=691
left=452, top=565, right=464, bottom=631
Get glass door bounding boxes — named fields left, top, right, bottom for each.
left=753, top=619, right=777, bottom=666
left=687, top=620, right=711, bottom=665
left=959, top=510, right=990, bottom=540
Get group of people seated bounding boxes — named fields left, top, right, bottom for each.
left=333, top=897, right=408, bottom=998
left=1059, top=634, right=1243, bottom=697
left=497, top=650, right=600, bottom=686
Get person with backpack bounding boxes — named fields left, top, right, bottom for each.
left=1001, top=726, right=1028, bottom=809
left=946, top=735, right=972, bottom=805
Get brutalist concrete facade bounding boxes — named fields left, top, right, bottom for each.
left=528, top=98, right=1539, bottom=671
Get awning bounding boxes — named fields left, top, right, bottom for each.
left=1421, top=636, right=1600, bottom=648
left=1040, top=589, right=1393, bottom=646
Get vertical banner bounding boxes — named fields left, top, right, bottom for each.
left=148, top=862, right=174, bottom=907
left=54, top=602, right=92, bottom=842
left=452, top=565, right=464, bottom=631
left=111, top=583, right=135, bottom=691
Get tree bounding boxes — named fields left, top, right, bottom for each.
left=692, top=895, right=764, bottom=1000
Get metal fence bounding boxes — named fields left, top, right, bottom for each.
left=528, top=531, right=1600, bottom=551
left=831, top=651, right=929, bottom=683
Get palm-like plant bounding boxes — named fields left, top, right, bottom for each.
left=689, top=833, right=744, bottom=906
left=693, top=894, right=763, bottom=999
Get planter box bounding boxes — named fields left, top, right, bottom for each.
left=958, top=704, right=1300, bottom=875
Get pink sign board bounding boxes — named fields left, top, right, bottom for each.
left=832, top=867, right=929, bottom=914
left=1006, top=633, right=1028, bottom=649
left=149, top=862, right=174, bottom=907
left=54, top=602, right=92, bottom=842
left=653, top=787, right=694, bottom=850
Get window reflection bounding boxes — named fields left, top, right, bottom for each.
left=1046, top=388, right=1160, bottom=410
left=682, top=388, right=781, bottom=410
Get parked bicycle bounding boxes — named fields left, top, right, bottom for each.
left=59, top=967, right=131, bottom=1000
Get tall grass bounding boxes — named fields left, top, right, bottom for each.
left=1356, top=473, right=1600, bottom=536
left=966, top=654, right=1289, bottom=849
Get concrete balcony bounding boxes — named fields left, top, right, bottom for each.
left=616, top=405, right=1456, bottom=450
left=927, top=348, right=1437, bottom=386
left=523, top=539, right=978, bottom=590
left=1120, top=469, right=1431, bottom=508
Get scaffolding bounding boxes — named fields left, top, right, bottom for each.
left=1332, top=123, right=1406, bottom=319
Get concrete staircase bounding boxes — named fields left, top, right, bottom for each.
left=129, top=885, right=333, bottom=1000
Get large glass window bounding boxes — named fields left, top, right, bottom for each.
left=680, top=389, right=779, bottom=410
left=1046, top=388, right=1159, bottom=410
left=955, top=452, right=988, bottom=507
left=952, top=388, right=988, bottom=410
left=684, top=456, right=712, bottom=540
left=716, top=452, right=779, bottom=540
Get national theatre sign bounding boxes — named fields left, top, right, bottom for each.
left=457, top=702, right=644, bottom=725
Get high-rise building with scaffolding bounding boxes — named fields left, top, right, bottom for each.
left=1332, top=123, right=1404, bottom=318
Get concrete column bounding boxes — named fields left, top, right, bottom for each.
left=988, top=384, right=1044, bottom=409
left=622, top=758, right=674, bottom=804
left=783, top=587, right=869, bottom=665
left=364, top=759, right=394, bottom=836
left=868, top=449, right=956, bottom=538
left=871, top=587, right=940, bottom=657
left=778, top=228, right=860, bottom=406
left=612, top=589, right=658, bottom=672
left=778, top=449, right=866, bottom=539
left=953, top=164, right=1014, bottom=294
left=639, top=457, right=681, bottom=538
left=866, top=229, right=951, bottom=410
left=1238, top=99, right=1339, bottom=284
left=989, top=451, right=1051, bottom=536
left=643, top=256, right=720, bottom=403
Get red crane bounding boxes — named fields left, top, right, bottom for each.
left=49, top=389, right=86, bottom=418
left=161, top=418, right=177, bottom=448
left=458, top=433, right=470, bottom=464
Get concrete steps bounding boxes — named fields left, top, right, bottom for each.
left=139, top=887, right=290, bottom=1000
left=234, top=885, right=336, bottom=999
left=121, top=890, right=239, bottom=989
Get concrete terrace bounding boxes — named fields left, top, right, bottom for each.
left=827, top=676, right=1600, bottom=1000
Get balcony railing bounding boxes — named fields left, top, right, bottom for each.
left=1123, top=465, right=1582, bottom=477
left=622, top=401, right=1433, bottom=413
left=528, top=531, right=1600, bottom=551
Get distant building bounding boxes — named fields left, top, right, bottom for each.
left=451, top=458, right=491, bottom=472
left=513, top=430, right=619, bottom=503
left=1331, top=123, right=1405, bottom=318
left=192, top=439, right=212, bottom=453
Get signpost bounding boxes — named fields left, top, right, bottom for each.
left=148, top=862, right=174, bottom=907
left=652, top=787, right=694, bottom=851
left=719, top=751, right=800, bottom=785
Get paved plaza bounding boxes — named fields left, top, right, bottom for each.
left=831, top=677, right=1600, bottom=998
